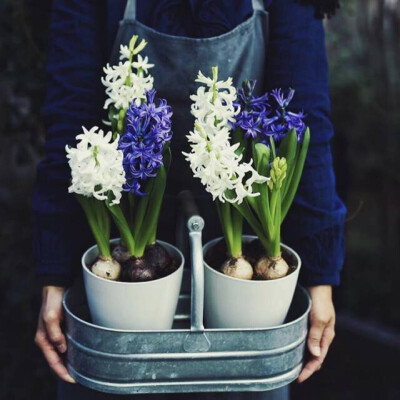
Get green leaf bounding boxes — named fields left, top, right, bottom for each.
left=253, top=142, right=270, bottom=172
left=278, top=128, right=297, bottom=160
left=278, top=129, right=297, bottom=199
left=233, top=200, right=272, bottom=254
left=106, top=195, right=135, bottom=255
left=77, top=195, right=111, bottom=258
left=132, top=179, right=154, bottom=239
left=232, top=128, right=247, bottom=157
left=163, top=145, right=172, bottom=171
left=135, top=166, right=168, bottom=256
left=281, top=127, right=310, bottom=222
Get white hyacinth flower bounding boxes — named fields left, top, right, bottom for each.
left=190, top=69, right=239, bottom=129
left=184, top=122, right=268, bottom=204
left=66, top=126, right=126, bottom=205
left=132, top=54, right=154, bottom=74
left=102, top=39, right=154, bottom=110
left=184, top=67, right=268, bottom=204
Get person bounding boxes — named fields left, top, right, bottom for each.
left=33, top=0, right=346, bottom=399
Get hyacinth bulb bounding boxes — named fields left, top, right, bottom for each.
left=254, top=255, right=289, bottom=280
left=122, top=257, right=156, bottom=282
left=221, top=256, right=253, bottom=280
left=112, top=245, right=132, bottom=264
left=91, top=257, right=121, bottom=280
left=144, top=243, right=172, bottom=272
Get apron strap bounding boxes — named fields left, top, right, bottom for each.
left=124, top=0, right=136, bottom=20
left=252, top=0, right=265, bottom=11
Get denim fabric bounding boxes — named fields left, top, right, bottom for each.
left=33, top=0, right=346, bottom=287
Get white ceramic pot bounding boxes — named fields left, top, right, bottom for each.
left=204, top=236, right=301, bottom=329
left=82, top=239, right=184, bottom=330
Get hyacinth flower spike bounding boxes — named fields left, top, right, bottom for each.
left=104, top=88, right=173, bottom=282
left=66, top=126, right=126, bottom=280
left=100, top=33, right=174, bottom=282
left=233, top=83, right=310, bottom=280
left=185, top=67, right=268, bottom=280
left=102, top=35, right=154, bottom=137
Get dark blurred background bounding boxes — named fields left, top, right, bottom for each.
left=0, top=0, right=399, bottom=399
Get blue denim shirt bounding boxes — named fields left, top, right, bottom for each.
left=33, top=0, right=347, bottom=287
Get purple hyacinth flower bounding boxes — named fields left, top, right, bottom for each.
left=271, top=88, right=295, bottom=109
left=119, top=89, right=173, bottom=196
left=259, top=88, right=306, bottom=146
left=233, top=80, right=271, bottom=139
left=235, top=110, right=262, bottom=139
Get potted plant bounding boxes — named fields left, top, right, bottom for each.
left=65, top=36, right=184, bottom=331
left=184, top=67, right=309, bottom=328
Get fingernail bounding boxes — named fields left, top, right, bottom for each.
left=311, top=346, right=321, bottom=357
left=66, top=376, right=76, bottom=384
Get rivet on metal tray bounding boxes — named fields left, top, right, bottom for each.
left=187, top=216, right=205, bottom=232
left=183, top=332, right=211, bottom=353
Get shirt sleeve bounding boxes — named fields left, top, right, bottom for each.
left=32, top=0, right=106, bottom=286
left=265, top=0, right=347, bottom=286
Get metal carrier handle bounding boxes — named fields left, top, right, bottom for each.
left=177, top=191, right=210, bottom=352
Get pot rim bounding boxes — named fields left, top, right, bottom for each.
left=203, top=235, right=301, bottom=285
left=82, top=238, right=184, bottom=286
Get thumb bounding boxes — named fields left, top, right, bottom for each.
left=307, top=320, right=324, bottom=357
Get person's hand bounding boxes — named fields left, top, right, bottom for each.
left=35, top=286, right=75, bottom=383
left=298, top=285, right=335, bottom=383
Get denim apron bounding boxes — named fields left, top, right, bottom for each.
left=110, top=0, right=270, bottom=246
left=59, top=0, right=289, bottom=398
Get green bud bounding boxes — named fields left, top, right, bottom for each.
left=132, top=38, right=147, bottom=55
left=129, top=35, right=138, bottom=52
left=269, top=156, right=287, bottom=190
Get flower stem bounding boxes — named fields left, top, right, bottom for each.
left=216, top=200, right=235, bottom=257
left=117, top=108, right=127, bottom=134
left=270, top=190, right=282, bottom=257
left=231, top=205, right=243, bottom=257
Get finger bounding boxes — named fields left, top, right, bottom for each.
left=307, top=322, right=324, bottom=357
left=320, top=325, right=335, bottom=361
left=37, top=333, right=75, bottom=383
left=297, top=357, right=322, bottom=383
left=43, top=309, right=67, bottom=353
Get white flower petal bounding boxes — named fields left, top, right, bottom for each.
left=66, top=126, right=126, bottom=204
left=185, top=70, right=269, bottom=204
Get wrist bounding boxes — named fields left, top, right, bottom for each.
left=42, top=285, right=65, bottom=298
left=306, top=285, right=332, bottom=300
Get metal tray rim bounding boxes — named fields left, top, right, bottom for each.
left=63, top=285, right=311, bottom=334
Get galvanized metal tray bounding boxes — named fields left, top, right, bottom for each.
left=63, top=200, right=311, bottom=395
